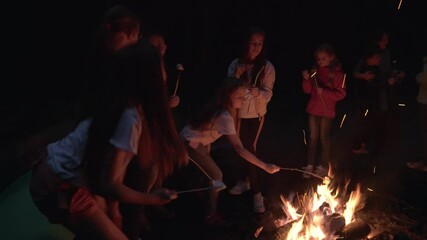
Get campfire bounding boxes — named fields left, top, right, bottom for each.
left=257, top=168, right=370, bottom=240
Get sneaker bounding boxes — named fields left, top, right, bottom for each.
left=211, top=180, right=227, bottom=191
left=314, top=165, right=327, bottom=177
left=229, top=179, right=250, bottom=195
left=253, top=193, right=266, bottom=213
left=302, top=165, right=314, bottom=178
left=407, top=161, right=427, bottom=172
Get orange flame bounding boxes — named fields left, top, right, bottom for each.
left=281, top=169, right=363, bottom=239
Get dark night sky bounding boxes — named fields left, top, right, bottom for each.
left=3, top=0, right=426, bottom=115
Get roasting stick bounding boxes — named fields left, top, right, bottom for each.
left=176, top=181, right=226, bottom=194
left=312, top=71, right=328, bottom=112
left=176, top=157, right=226, bottom=194
left=248, top=65, right=265, bottom=119
left=280, top=167, right=324, bottom=180
left=176, top=187, right=213, bottom=194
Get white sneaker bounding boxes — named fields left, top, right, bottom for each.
left=229, top=179, right=250, bottom=195
left=302, top=164, right=314, bottom=178
left=314, top=165, right=327, bottom=177
left=253, top=193, right=265, bottom=213
left=211, top=180, right=227, bottom=191
left=407, top=161, right=427, bottom=172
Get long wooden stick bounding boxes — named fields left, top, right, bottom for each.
left=313, top=74, right=328, bottom=112
left=177, top=186, right=213, bottom=194
left=176, top=157, right=217, bottom=194
left=252, top=65, right=265, bottom=87
left=251, top=65, right=265, bottom=118
left=189, top=157, right=213, bottom=181
left=280, top=167, right=324, bottom=180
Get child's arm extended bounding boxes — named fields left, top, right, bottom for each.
left=225, top=134, right=280, bottom=174
left=101, top=149, right=177, bottom=205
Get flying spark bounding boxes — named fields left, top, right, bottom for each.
left=342, top=74, right=347, bottom=88
left=310, top=71, right=317, bottom=78
left=340, top=114, right=347, bottom=128
left=303, top=129, right=307, bottom=145
left=397, top=0, right=403, bottom=10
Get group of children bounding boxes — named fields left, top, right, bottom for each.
left=28, top=5, right=280, bottom=239
left=28, top=4, right=425, bottom=240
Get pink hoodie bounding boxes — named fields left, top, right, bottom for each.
left=302, top=65, right=346, bottom=118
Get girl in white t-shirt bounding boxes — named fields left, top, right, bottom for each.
left=30, top=41, right=188, bottom=239
left=180, top=77, right=280, bottom=225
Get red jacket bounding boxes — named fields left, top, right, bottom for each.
left=302, top=65, right=346, bottom=118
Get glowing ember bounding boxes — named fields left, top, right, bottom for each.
left=397, top=0, right=403, bottom=10
left=310, top=71, right=317, bottom=78
left=302, top=129, right=307, bottom=145
left=280, top=170, right=364, bottom=239
left=255, top=226, right=264, bottom=238
left=341, top=74, right=346, bottom=88
left=339, top=114, right=347, bottom=129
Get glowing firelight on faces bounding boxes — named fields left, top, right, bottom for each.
left=248, top=33, right=264, bottom=61
left=232, top=87, right=246, bottom=109
left=280, top=170, right=363, bottom=240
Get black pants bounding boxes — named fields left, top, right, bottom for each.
left=353, top=107, right=393, bottom=155
left=238, top=117, right=264, bottom=194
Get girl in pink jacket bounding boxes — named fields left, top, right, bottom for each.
left=301, top=44, right=346, bottom=178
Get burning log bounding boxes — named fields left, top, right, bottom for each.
left=337, top=219, right=371, bottom=240
left=324, top=213, right=346, bottom=233
left=317, top=202, right=347, bottom=234
left=259, top=203, right=347, bottom=239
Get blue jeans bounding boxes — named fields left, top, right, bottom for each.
left=307, top=114, right=331, bottom=167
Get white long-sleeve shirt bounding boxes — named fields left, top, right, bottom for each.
left=227, top=59, right=276, bottom=118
